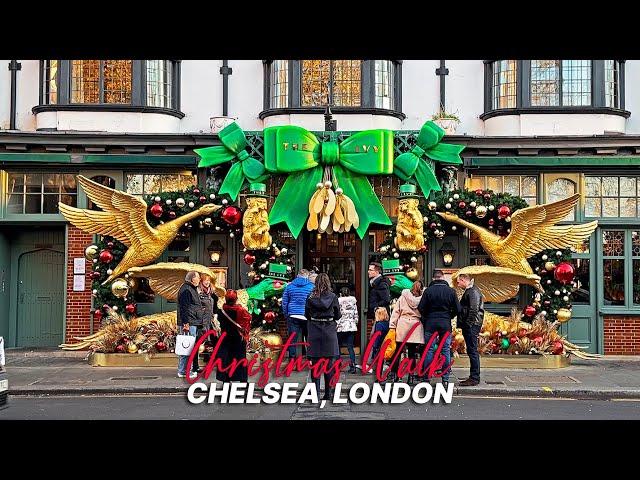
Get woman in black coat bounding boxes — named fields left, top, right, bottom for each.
left=304, top=273, right=341, bottom=400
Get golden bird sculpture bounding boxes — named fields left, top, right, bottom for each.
left=437, top=193, right=598, bottom=290
left=452, top=265, right=544, bottom=302
left=58, top=175, right=222, bottom=285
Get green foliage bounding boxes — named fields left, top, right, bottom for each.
left=528, top=248, right=575, bottom=323
left=90, top=236, right=138, bottom=321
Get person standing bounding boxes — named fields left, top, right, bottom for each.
left=305, top=273, right=341, bottom=401
left=365, top=262, right=391, bottom=364
left=336, top=287, right=358, bottom=373
left=216, top=290, right=252, bottom=383
left=281, top=268, right=315, bottom=360
left=418, top=270, right=461, bottom=389
left=456, top=273, right=485, bottom=386
left=388, top=280, right=425, bottom=383
left=198, top=273, right=220, bottom=363
left=177, top=270, right=204, bottom=378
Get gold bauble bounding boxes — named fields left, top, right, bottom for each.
left=259, top=332, right=284, bottom=362
left=556, top=308, right=572, bottom=323
left=520, top=337, right=530, bottom=347
left=545, top=261, right=555, bottom=271
left=428, top=201, right=437, bottom=211
left=84, top=245, right=98, bottom=261
left=406, top=268, right=419, bottom=281
left=111, top=278, right=130, bottom=298
left=127, top=342, right=138, bottom=353
left=474, top=205, right=488, bottom=218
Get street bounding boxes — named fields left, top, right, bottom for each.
left=2, top=393, right=639, bottom=420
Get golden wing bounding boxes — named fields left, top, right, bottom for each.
left=128, top=262, right=226, bottom=301
left=497, top=194, right=598, bottom=260
left=58, top=175, right=156, bottom=248
left=452, top=265, right=543, bottom=303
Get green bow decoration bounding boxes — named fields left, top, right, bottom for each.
left=393, top=120, right=464, bottom=195
left=263, top=125, right=395, bottom=239
left=194, top=122, right=268, bottom=201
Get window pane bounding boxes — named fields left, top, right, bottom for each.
left=327, top=233, right=339, bottom=253
left=126, top=174, right=143, bottom=194
left=43, top=194, right=59, bottom=213
left=25, top=174, right=42, bottom=194
left=487, top=176, right=502, bottom=192
left=103, top=60, right=132, bottom=104
left=562, top=60, right=591, bottom=106
left=602, top=176, right=619, bottom=196
left=71, top=60, right=100, bottom=103
left=531, top=60, right=560, bottom=106
left=62, top=174, right=77, bottom=193
left=146, top=60, right=172, bottom=108
left=585, top=176, right=601, bottom=197
left=60, top=194, right=77, bottom=208
left=43, top=60, right=58, bottom=105
left=301, top=60, right=329, bottom=106
left=633, top=231, right=640, bottom=255
left=332, top=60, right=361, bottom=107
left=547, top=178, right=575, bottom=221
left=375, top=60, right=394, bottom=109
left=270, top=60, right=289, bottom=109
left=585, top=198, right=600, bottom=217
left=160, top=174, right=180, bottom=192
left=634, top=260, right=640, bottom=305
left=491, top=60, right=517, bottom=109
left=143, top=175, right=162, bottom=194
left=43, top=174, right=60, bottom=193
left=605, top=60, right=619, bottom=108
left=574, top=238, right=590, bottom=254
left=504, top=176, right=519, bottom=196
left=179, top=175, right=197, bottom=190
left=468, top=178, right=484, bottom=191
left=25, top=194, right=41, bottom=214
left=603, top=259, right=624, bottom=305
left=7, top=191, right=22, bottom=214
left=8, top=173, right=24, bottom=194
left=603, top=230, right=624, bottom=256
left=621, top=198, right=636, bottom=217
left=620, top=177, right=636, bottom=195
left=521, top=176, right=537, bottom=197
left=572, top=258, right=590, bottom=304
left=603, top=198, right=619, bottom=217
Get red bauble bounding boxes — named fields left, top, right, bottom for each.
left=488, top=218, right=495, bottom=225
left=99, top=250, right=113, bottom=263
left=125, top=304, right=136, bottom=313
left=524, top=305, right=537, bottom=317
left=94, top=309, right=103, bottom=319
left=419, top=245, right=427, bottom=254
left=156, top=341, right=166, bottom=351
left=221, top=206, right=242, bottom=225
left=458, top=201, right=466, bottom=208
left=475, top=189, right=483, bottom=195
left=497, top=205, right=511, bottom=219
left=429, top=222, right=436, bottom=229
left=116, top=344, right=125, bottom=353
left=150, top=204, right=163, bottom=218
left=552, top=340, right=564, bottom=355
left=107, top=241, right=114, bottom=249
left=243, top=253, right=256, bottom=265
left=532, top=336, right=543, bottom=343
left=465, top=210, right=473, bottom=217
left=544, top=300, right=551, bottom=306
left=509, top=336, right=519, bottom=343
left=92, top=271, right=101, bottom=279
left=264, top=311, right=277, bottom=323
left=483, top=193, right=491, bottom=199
left=554, top=262, right=575, bottom=283
left=193, top=189, right=200, bottom=195
left=402, top=264, right=410, bottom=271
left=273, top=280, right=283, bottom=289
left=199, top=196, right=207, bottom=203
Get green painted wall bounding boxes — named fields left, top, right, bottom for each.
left=0, top=231, right=10, bottom=342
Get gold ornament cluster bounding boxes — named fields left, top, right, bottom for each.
left=307, top=181, right=359, bottom=234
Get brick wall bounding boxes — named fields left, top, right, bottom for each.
left=65, top=226, right=94, bottom=344
left=603, top=315, right=640, bottom=355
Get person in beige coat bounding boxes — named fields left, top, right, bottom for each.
left=386, top=280, right=425, bottom=383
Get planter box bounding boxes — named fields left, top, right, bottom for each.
left=89, top=352, right=206, bottom=367
left=432, top=118, right=459, bottom=135
left=452, top=354, right=571, bottom=369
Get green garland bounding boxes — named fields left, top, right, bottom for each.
left=376, top=187, right=577, bottom=322
left=88, top=236, right=139, bottom=322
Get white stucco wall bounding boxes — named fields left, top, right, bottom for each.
left=622, top=60, right=639, bottom=134
left=400, top=60, right=441, bottom=129
left=179, top=60, right=221, bottom=133
left=0, top=60, right=39, bottom=131
left=0, top=60, right=10, bottom=129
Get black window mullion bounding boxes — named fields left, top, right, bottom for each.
left=484, top=61, right=492, bottom=112
left=133, top=60, right=144, bottom=106
left=99, top=60, right=105, bottom=104
left=292, top=60, right=301, bottom=107
left=262, top=60, right=270, bottom=111
left=39, top=60, right=44, bottom=105
left=361, top=60, right=373, bottom=108
left=329, top=60, right=334, bottom=105
left=174, top=60, right=181, bottom=110
left=59, top=60, right=70, bottom=104
left=519, top=60, right=529, bottom=107
left=395, top=60, right=402, bottom=112
left=559, top=60, right=564, bottom=106
left=593, top=60, right=605, bottom=107
left=619, top=60, right=626, bottom=110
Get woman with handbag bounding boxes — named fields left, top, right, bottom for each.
left=198, top=274, right=220, bottom=364
left=304, top=273, right=341, bottom=401
left=216, top=290, right=252, bottom=383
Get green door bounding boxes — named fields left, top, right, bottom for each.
left=560, top=234, right=598, bottom=353
left=17, top=249, right=65, bottom=347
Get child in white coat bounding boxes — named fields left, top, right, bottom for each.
left=337, top=287, right=358, bottom=373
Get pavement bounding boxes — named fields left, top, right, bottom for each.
left=3, top=348, right=640, bottom=400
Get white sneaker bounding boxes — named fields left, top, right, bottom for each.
left=189, top=371, right=198, bottom=379
left=177, top=373, right=186, bottom=378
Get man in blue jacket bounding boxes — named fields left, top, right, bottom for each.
left=281, top=268, right=315, bottom=360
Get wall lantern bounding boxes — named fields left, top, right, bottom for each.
left=207, top=240, right=225, bottom=265
left=439, top=241, right=456, bottom=267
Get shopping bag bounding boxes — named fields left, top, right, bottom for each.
left=175, top=334, right=196, bottom=356
left=383, top=328, right=397, bottom=361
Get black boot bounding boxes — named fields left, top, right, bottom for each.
left=348, top=363, right=357, bottom=374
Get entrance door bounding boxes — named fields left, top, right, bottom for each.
left=561, top=234, right=598, bottom=353
left=17, top=249, right=64, bottom=347
left=304, top=232, right=361, bottom=349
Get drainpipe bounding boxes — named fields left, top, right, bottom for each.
left=435, top=59, right=448, bottom=111
left=219, top=60, right=233, bottom=116
left=8, top=60, right=22, bottom=130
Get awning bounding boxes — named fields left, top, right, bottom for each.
left=0, top=154, right=197, bottom=165
left=469, top=157, right=640, bottom=167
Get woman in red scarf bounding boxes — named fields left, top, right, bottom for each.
left=216, top=289, right=252, bottom=382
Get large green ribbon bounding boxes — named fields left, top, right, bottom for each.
left=263, top=125, right=395, bottom=239
left=393, top=120, right=464, bottom=196
left=194, top=122, right=268, bottom=201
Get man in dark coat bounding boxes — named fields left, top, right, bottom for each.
left=367, top=262, right=391, bottom=320
left=456, top=273, right=485, bottom=386
left=418, top=269, right=461, bottom=388
left=177, top=270, right=204, bottom=378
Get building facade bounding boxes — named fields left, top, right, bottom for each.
left=0, top=59, right=638, bottom=354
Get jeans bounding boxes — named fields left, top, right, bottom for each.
left=287, top=316, right=306, bottom=358
left=177, top=325, right=198, bottom=375
left=424, top=326, right=452, bottom=383
left=462, top=323, right=482, bottom=382
left=336, top=331, right=356, bottom=366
